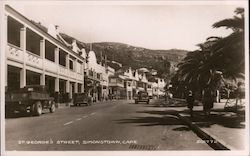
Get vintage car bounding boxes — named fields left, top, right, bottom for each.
left=73, top=93, right=92, bottom=106
left=5, top=85, right=55, bottom=116
left=134, top=91, right=150, bottom=104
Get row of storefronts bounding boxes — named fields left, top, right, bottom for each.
left=3, top=5, right=166, bottom=104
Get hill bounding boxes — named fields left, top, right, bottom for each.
left=85, top=42, right=189, bottom=78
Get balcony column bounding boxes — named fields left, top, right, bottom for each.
left=74, top=82, right=78, bottom=93
left=81, top=82, right=84, bottom=93
left=53, top=48, right=60, bottom=104
left=55, top=48, right=59, bottom=64
left=20, top=69, right=26, bottom=88
left=40, top=39, right=45, bottom=85
left=20, top=27, right=26, bottom=88
left=66, top=80, right=70, bottom=93
left=66, top=54, right=69, bottom=69
left=73, top=59, right=77, bottom=72
left=65, top=80, right=70, bottom=103
left=40, top=74, right=45, bottom=86
left=54, top=77, right=59, bottom=104
left=4, top=15, right=7, bottom=88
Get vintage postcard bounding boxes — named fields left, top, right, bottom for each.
left=0, top=0, right=249, bottom=156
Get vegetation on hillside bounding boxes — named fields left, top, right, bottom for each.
left=85, top=42, right=188, bottom=78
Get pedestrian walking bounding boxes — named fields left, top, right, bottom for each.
left=202, top=86, right=214, bottom=116
left=186, top=90, right=195, bottom=117
left=235, top=82, right=244, bottom=108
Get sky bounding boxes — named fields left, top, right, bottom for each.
left=5, top=1, right=247, bottom=51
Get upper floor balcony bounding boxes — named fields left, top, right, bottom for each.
left=109, top=77, right=124, bottom=88
left=85, top=69, right=101, bottom=82
left=6, top=15, right=84, bottom=82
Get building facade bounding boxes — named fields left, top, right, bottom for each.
left=4, top=5, right=85, bottom=105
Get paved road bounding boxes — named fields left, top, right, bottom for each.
left=5, top=100, right=212, bottom=151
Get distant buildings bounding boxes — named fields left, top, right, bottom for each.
left=4, top=5, right=167, bottom=105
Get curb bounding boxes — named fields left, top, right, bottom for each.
left=176, top=113, right=231, bottom=150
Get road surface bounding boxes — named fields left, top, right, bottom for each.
left=5, top=99, right=212, bottom=151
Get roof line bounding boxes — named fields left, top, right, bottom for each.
left=5, top=4, right=85, bottom=61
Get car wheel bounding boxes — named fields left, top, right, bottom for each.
left=50, top=101, right=56, bottom=113
left=32, top=101, right=42, bottom=116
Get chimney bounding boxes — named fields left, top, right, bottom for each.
left=48, top=24, right=59, bottom=38
left=81, top=48, right=86, bottom=58
left=72, top=39, right=78, bottom=53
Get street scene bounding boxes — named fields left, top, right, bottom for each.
left=1, top=1, right=248, bottom=155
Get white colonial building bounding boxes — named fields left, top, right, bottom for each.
left=4, top=5, right=85, bottom=105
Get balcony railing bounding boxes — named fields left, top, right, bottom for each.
left=109, top=81, right=124, bottom=88
left=7, top=43, right=83, bottom=81
left=6, top=43, right=23, bottom=63
left=25, top=50, right=43, bottom=69
left=44, top=59, right=57, bottom=73
left=59, top=65, right=68, bottom=77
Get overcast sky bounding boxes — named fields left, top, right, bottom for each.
left=5, top=1, right=247, bottom=51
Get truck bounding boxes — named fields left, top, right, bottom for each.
left=5, top=85, right=56, bottom=116
left=73, top=92, right=92, bottom=106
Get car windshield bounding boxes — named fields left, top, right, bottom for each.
left=139, top=92, right=148, bottom=96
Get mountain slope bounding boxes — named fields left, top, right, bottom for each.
left=85, top=42, right=189, bottom=77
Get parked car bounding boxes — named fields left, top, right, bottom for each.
left=134, top=91, right=150, bottom=104
left=73, top=93, right=92, bottom=106
left=5, top=85, right=55, bottom=116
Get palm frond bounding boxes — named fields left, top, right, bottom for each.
left=212, top=17, right=244, bottom=31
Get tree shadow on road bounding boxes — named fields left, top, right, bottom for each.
left=115, top=114, right=184, bottom=127
left=116, top=107, right=245, bottom=129
left=172, top=126, right=191, bottom=131
left=187, top=110, right=245, bottom=129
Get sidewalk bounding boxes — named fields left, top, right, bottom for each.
left=56, top=99, right=131, bottom=108
left=162, top=99, right=246, bottom=150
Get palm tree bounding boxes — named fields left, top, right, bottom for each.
left=177, top=37, right=220, bottom=92
left=172, top=8, right=245, bottom=104
left=202, top=7, right=245, bottom=80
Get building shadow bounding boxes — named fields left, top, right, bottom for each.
left=6, top=112, right=37, bottom=118
left=5, top=111, right=49, bottom=119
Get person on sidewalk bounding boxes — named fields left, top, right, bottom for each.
left=235, top=82, right=244, bottom=107
left=202, top=86, right=215, bottom=116
left=186, top=90, right=195, bottom=117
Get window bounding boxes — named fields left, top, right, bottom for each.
left=69, top=59, right=74, bottom=70
left=124, top=82, right=127, bottom=88
left=26, top=70, right=40, bottom=85
left=59, top=49, right=67, bottom=67
left=97, top=73, right=101, bottom=79
left=45, top=40, right=56, bottom=62
left=7, top=16, right=23, bottom=47
left=78, top=84, right=82, bottom=93
left=26, top=28, right=42, bottom=56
